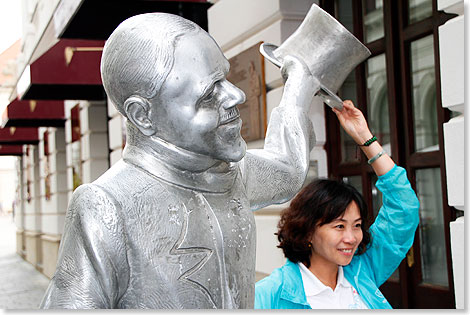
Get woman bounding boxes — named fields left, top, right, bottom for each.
left=255, top=100, right=420, bottom=309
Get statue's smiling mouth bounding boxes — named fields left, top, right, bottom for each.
left=220, top=108, right=240, bottom=125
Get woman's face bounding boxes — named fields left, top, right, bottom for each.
left=310, top=201, right=363, bottom=268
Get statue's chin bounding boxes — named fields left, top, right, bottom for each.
left=216, top=139, right=247, bottom=163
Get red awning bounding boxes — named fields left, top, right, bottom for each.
left=0, top=127, right=39, bottom=145
left=53, top=0, right=212, bottom=40
left=0, top=144, right=23, bottom=156
left=2, top=98, right=65, bottom=128
left=17, top=39, right=105, bottom=101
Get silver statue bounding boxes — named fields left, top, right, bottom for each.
left=40, top=4, right=369, bottom=309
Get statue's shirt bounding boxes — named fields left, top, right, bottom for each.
left=40, top=105, right=315, bottom=309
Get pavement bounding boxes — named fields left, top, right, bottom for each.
left=0, top=214, right=49, bottom=310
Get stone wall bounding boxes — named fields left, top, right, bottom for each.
left=437, top=0, right=464, bottom=309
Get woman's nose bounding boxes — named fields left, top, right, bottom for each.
left=343, top=229, right=357, bottom=244
left=223, top=80, right=246, bottom=109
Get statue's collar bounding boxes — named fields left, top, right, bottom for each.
left=122, top=140, right=238, bottom=193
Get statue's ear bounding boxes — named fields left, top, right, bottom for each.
left=124, top=96, right=155, bottom=136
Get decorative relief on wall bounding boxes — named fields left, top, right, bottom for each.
left=227, top=42, right=267, bottom=142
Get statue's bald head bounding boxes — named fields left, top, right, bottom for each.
left=100, top=13, right=199, bottom=117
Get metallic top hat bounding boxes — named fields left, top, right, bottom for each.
left=260, top=4, right=371, bottom=109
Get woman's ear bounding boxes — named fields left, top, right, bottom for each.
left=124, top=96, right=155, bottom=136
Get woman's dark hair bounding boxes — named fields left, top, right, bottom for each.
left=277, top=179, right=371, bottom=268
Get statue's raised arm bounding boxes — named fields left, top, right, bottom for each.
left=241, top=55, right=319, bottom=210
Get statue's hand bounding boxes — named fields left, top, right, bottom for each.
left=280, top=55, right=320, bottom=110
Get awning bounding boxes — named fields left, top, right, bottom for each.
left=0, top=127, right=39, bottom=145
left=2, top=98, right=65, bottom=128
left=53, top=0, right=212, bottom=40
left=17, top=39, right=105, bottom=101
left=0, top=144, right=23, bottom=156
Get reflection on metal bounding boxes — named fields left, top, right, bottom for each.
left=260, top=4, right=371, bottom=110
left=64, top=46, right=104, bottom=66
left=40, top=8, right=364, bottom=309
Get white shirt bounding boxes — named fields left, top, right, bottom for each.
left=298, top=262, right=369, bottom=309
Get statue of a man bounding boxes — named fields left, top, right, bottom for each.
left=40, top=13, right=318, bottom=309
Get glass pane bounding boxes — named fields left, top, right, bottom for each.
left=336, top=0, right=359, bottom=163
left=366, top=54, right=391, bottom=155
left=339, top=71, right=359, bottom=163
left=408, top=0, right=433, bottom=24
left=338, top=0, right=354, bottom=33
left=416, top=168, right=448, bottom=286
left=340, top=129, right=360, bottom=163
left=362, top=0, right=384, bottom=43
left=410, top=35, right=439, bottom=152
left=342, top=176, right=362, bottom=195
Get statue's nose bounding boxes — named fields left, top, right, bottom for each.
left=223, top=81, right=246, bottom=109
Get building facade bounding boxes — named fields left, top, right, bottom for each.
left=0, top=0, right=464, bottom=309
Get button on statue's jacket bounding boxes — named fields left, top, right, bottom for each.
left=40, top=104, right=315, bottom=309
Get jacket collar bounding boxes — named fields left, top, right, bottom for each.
left=122, top=143, right=238, bottom=193
left=279, top=260, right=311, bottom=307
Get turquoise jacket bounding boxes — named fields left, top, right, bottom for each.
left=255, top=165, right=420, bottom=309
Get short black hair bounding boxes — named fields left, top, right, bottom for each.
left=277, top=178, right=371, bottom=268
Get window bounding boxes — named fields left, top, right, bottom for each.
left=321, top=0, right=457, bottom=309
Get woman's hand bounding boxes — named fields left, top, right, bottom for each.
left=332, top=100, right=373, bottom=145
left=333, top=100, right=395, bottom=175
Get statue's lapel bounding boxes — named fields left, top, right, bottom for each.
left=170, top=191, right=233, bottom=308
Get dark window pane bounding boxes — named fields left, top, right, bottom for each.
left=366, top=54, right=391, bottom=155
left=362, top=0, right=384, bottom=43
left=410, top=35, right=439, bottom=152
left=337, top=0, right=354, bottom=33
left=339, top=71, right=359, bottom=163
left=416, top=168, right=448, bottom=286
left=408, top=0, right=433, bottom=24
left=342, top=176, right=362, bottom=194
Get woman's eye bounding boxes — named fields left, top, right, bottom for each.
left=355, top=223, right=362, bottom=228
left=335, top=224, right=344, bottom=229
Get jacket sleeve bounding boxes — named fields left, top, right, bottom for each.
left=360, top=165, right=420, bottom=287
left=40, top=184, right=129, bottom=309
left=240, top=104, right=315, bottom=211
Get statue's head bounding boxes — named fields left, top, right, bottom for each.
left=101, top=13, right=247, bottom=163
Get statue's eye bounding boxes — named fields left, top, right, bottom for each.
left=203, top=90, right=215, bottom=102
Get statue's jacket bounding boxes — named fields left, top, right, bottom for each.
left=40, top=105, right=315, bottom=309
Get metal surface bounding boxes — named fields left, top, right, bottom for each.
left=40, top=12, right=322, bottom=309
left=260, top=4, right=371, bottom=110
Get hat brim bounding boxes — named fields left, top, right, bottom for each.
left=260, top=43, right=343, bottom=110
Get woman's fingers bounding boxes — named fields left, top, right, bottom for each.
left=343, top=100, right=355, bottom=108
